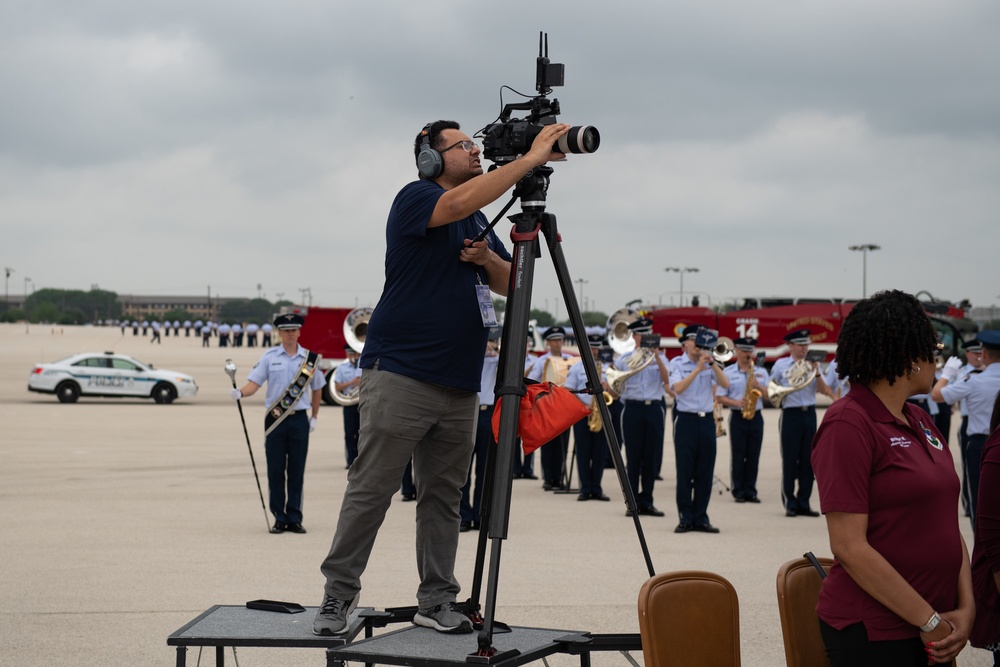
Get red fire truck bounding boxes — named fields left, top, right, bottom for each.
left=278, top=305, right=356, bottom=405
left=641, top=292, right=977, bottom=367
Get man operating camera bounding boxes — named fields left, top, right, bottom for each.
left=313, top=119, right=569, bottom=636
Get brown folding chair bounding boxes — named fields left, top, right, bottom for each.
left=776, top=555, right=833, bottom=667
left=637, top=570, right=741, bottom=667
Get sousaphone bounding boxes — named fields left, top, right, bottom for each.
left=331, top=307, right=372, bottom=406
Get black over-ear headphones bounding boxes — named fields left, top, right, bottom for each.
left=416, top=123, right=443, bottom=180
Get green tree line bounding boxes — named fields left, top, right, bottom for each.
left=0, top=289, right=293, bottom=325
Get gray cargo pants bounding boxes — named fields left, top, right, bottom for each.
left=319, top=365, right=478, bottom=608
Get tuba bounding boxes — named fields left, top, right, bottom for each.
left=331, top=307, right=372, bottom=406
left=606, top=307, right=641, bottom=356
left=767, top=359, right=817, bottom=409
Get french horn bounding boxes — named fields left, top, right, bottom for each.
left=767, top=359, right=817, bottom=409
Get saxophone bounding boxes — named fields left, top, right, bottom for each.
left=742, top=358, right=762, bottom=420
left=588, top=361, right=614, bottom=432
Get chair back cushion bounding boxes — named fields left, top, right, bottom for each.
left=638, top=570, right=741, bottom=667
left=776, top=557, right=833, bottom=667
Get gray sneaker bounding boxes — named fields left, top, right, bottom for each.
left=412, top=602, right=473, bottom=634
left=312, top=593, right=359, bottom=636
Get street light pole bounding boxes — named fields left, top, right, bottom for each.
left=574, top=278, right=588, bottom=312
left=664, top=267, right=700, bottom=306
left=848, top=244, right=881, bottom=298
left=24, top=277, right=31, bottom=333
left=4, top=267, right=12, bottom=318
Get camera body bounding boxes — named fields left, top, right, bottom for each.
left=480, top=34, right=599, bottom=164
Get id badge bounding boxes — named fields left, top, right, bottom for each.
left=476, top=284, right=499, bottom=327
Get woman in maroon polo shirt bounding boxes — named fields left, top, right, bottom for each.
left=812, top=290, right=973, bottom=666
left=971, top=390, right=1000, bottom=663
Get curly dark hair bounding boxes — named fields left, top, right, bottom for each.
left=836, top=289, right=937, bottom=387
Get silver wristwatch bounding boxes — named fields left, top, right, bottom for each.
left=919, top=612, right=941, bottom=633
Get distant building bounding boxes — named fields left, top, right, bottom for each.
left=116, top=294, right=240, bottom=322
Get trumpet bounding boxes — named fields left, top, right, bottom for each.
left=713, top=336, right=735, bottom=364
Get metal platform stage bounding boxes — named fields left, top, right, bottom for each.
left=168, top=605, right=641, bottom=667
left=166, top=604, right=368, bottom=667
left=328, top=624, right=585, bottom=667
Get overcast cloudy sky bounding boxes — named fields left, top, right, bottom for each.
left=4, top=1, right=999, bottom=317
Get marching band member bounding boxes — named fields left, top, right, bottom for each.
left=514, top=331, right=538, bottom=479
left=716, top=337, right=769, bottom=504
left=933, top=330, right=1000, bottom=523
left=823, top=359, right=849, bottom=400
left=616, top=318, right=671, bottom=518
left=231, top=313, right=325, bottom=534
left=460, top=333, right=500, bottom=531
left=333, top=344, right=363, bottom=468
left=669, top=325, right=729, bottom=533
left=526, top=326, right=574, bottom=491
left=564, top=333, right=611, bottom=502
left=770, top=328, right=835, bottom=518
left=955, top=339, right=985, bottom=516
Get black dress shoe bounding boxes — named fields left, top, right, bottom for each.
left=799, top=509, right=820, bottom=517
left=747, top=497, right=761, bottom=504
left=591, top=493, right=611, bottom=501
left=286, top=523, right=307, bottom=534
left=270, top=521, right=287, bottom=534
left=694, top=523, right=720, bottom=534
left=523, top=473, right=538, bottom=480
left=625, top=509, right=636, bottom=517
left=785, top=509, right=797, bottom=517
left=638, top=506, right=665, bottom=517
left=471, top=521, right=480, bottom=531
left=460, top=521, right=472, bottom=532
left=542, top=482, right=554, bottom=491
left=577, top=493, right=589, bottom=501
left=674, top=523, right=692, bottom=533
left=401, top=493, right=416, bottom=502
left=735, top=496, right=747, bottom=503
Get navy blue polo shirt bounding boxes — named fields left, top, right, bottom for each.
left=360, top=179, right=511, bottom=392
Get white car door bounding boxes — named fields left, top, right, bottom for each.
left=73, top=357, right=122, bottom=396
left=108, top=357, right=146, bottom=397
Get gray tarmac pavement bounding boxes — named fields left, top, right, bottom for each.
left=0, top=323, right=991, bottom=666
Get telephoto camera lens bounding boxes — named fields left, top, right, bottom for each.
left=556, top=125, right=600, bottom=154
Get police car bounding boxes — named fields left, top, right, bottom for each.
left=27, top=352, right=198, bottom=404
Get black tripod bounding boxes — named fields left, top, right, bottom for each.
left=466, top=165, right=656, bottom=661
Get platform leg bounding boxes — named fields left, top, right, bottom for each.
left=216, top=645, right=224, bottom=666
left=175, top=646, right=187, bottom=667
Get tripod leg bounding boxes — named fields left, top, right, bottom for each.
left=541, top=215, right=656, bottom=578
left=475, top=217, right=541, bottom=654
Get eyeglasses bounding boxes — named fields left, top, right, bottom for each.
left=439, top=140, right=477, bottom=154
